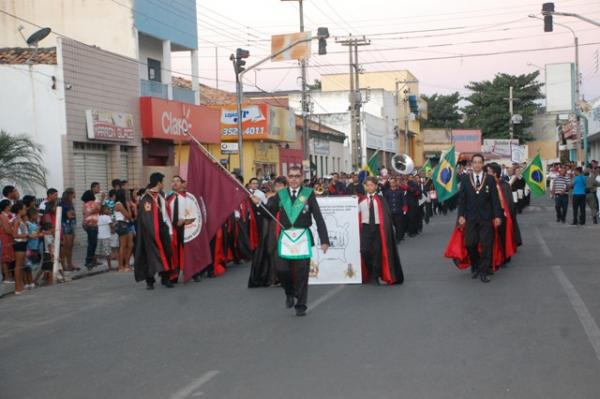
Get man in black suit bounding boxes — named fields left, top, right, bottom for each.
left=252, top=166, right=330, bottom=316
left=458, top=154, right=503, bottom=283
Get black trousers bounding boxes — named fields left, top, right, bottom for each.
left=391, top=213, right=405, bottom=241
left=465, top=220, right=493, bottom=276
left=572, top=194, right=586, bottom=225
left=360, top=224, right=382, bottom=281
left=275, top=256, right=310, bottom=311
left=555, top=194, right=569, bottom=222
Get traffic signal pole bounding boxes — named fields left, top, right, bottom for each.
left=231, top=30, right=329, bottom=179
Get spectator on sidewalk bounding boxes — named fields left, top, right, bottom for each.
left=571, top=167, right=587, bottom=226
left=0, top=200, right=15, bottom=283
left=11, top=202, right=28, bottom=295
left=81, top=188, right=101, bottom=270
left=1, top=185, right=19, bottom=205
left=552, top=167, right=570, bottom=224
left=61, top=188, right=78, bottom=271
left=585, top=166, right=599, bottom=225
left=38, top=188, right=58, bottom=215
left=114, top=189, right=133, bottom=272
left=97, top=205, right=114, bottom=271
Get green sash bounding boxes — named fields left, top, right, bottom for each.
left=278, top=186, right=313, bottom=227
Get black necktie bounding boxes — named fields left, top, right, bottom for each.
left=291, top=189, right=297, bottom=202
left=476, top=174, right=481, bottom=186
left=368, top=195, right=375, bottom=227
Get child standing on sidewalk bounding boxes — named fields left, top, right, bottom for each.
left=97, top=206, right=114, bottom=271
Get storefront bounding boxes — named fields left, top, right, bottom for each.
left=139, top=96, right=221, bottom=181
left=217, top=103, right=296, bottom=181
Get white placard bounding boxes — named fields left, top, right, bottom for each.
left=309, top=196, right=362, bottom=285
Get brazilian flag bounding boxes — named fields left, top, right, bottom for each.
left=422, top=159, right=433, bottom=176
left=523, top=153, right=546, bottom=198
left=432, top=146, right=458, bottom=202
left=364, top=151, right=379, bottom=176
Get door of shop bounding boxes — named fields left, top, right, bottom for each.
left=73, top=143, right=109, bottom=247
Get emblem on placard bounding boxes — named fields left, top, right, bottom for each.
left=144, top=202, right=152, bottom=212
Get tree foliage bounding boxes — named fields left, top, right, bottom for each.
left=421, top=92, right=462, bottom=128
left=0, top=130, right=47, bottom=190
left=307, top=79, right=322, bottom=91
left=462, top=72, right=543, bottom=141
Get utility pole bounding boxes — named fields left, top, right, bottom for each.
left=282, top=0, right=310, bottom=175
left=509, top=86, right=514, bottom=140
left=336, top=35, right=370, bottom=170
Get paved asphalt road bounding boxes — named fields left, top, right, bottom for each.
left=1, top=197, right=600, bottom=399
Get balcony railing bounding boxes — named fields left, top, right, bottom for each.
left=140, top=79, right=168, bottom=99
left=173, top=86, right=196, bottom=104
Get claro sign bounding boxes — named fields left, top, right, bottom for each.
left=140, top=97, right=221, bottom=144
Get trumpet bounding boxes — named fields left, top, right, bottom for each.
left=391, top=153, right=415, bottom=175
left=314, top=185, right=325, bottom=195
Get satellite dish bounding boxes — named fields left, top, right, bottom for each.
left=26, top=27, right=51, bottom=47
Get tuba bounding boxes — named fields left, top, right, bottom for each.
left=391, top=153, right=415, bottom=175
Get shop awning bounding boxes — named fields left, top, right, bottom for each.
left=140, top=97, right=221, bottom=144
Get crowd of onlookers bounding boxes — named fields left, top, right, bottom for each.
left=0, top=179, right=140, bottom=295
left=547, top=160, right=600, bottom=225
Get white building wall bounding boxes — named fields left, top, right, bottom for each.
left=0, top=64, right=66, bottom=196
left=0, top=0, right=137, bottom=58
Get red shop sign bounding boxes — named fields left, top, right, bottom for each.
left=140, top=97, right=221, bottom=144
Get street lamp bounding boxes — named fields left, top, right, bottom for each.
left=529, top=13, right=584, bottom=164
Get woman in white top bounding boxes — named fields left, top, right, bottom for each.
left=114, top=189, right=133, bottom=272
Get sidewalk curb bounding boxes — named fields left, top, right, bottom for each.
left=0, top=266, right=112, bottom=300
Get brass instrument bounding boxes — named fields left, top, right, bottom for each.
left=391, top=153, right=415, bottom=175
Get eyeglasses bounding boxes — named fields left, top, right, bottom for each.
left=288, top=174, right=302, bottom=178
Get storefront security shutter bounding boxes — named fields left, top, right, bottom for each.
left=73, top=143, right=108, bottom=247
left=120, top=146, right=130, bottom=182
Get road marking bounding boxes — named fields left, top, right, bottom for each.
left=534, top=227, right=552, bottom=258
left=170, top=370, right=219, bottom=399
left=552, top=266, right=600, bottom=363
left=309, top=284, right=345, bottom=313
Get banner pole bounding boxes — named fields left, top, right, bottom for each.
left=183, top=130, right=286, bottom=230
left=52, top=206, right=63, bottom=282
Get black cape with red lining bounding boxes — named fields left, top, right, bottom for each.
left=358, top=194, right=404, bottom=285
left=134, top=191, right=173, bottom=282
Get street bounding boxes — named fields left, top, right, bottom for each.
left=1, top=197, right=600, bottom=399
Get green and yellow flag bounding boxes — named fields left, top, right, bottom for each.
left=364, top=151, right=379, bottom=176
left=422, top=159, right=433, bottom=176
left=522, top=153, right=546, bottom=198
left=432, top=146, right=458, bottom=202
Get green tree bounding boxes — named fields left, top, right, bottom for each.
left=463, top=72, right=543, bottom=141
left=0, top=131, right=47, bottom=190
left=307, top=79, right=321, bottom=91
left=421, top=92, right=462, bottom=128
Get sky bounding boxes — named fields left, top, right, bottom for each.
left=173, top=0, right=600, bottom=103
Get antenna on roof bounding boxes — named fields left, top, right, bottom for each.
left=18, top=26, right=52, bottom=65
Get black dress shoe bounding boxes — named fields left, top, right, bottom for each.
left=285, top=296, right=295, bottom=309
left=471, top=269, right=480, bottom=279
left=146, top=282, right=154, bottom=290
left=162, top=280, right=175, bottom=288
left=296, top=308, right=307, bottom=317
left=192, top=275, right=202, bottom=283
left=480, top=274, right=491, bottom=283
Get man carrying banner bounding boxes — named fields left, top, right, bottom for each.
left=458, top=154, right=503, bottom=283
left=134, top=172, right=174, bottom=290
left=252, top=166, right=329, bottom=317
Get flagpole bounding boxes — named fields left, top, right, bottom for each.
left=182, top=130, right=286, bottom=230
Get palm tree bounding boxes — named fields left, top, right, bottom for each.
left=0, top=130, right=47, bottom=190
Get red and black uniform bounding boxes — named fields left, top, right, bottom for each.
left=134, top=190, right=173, bottom=286
left=358, top=193, right=404, bottom=285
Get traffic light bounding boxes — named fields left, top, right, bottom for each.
left=408, top=95, right=419, bottom=116
left=234, top=48, right=250, bottom=74
left=542, top=2, right=554, bottom=32
left=317, top=27, right=329, bottom=55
